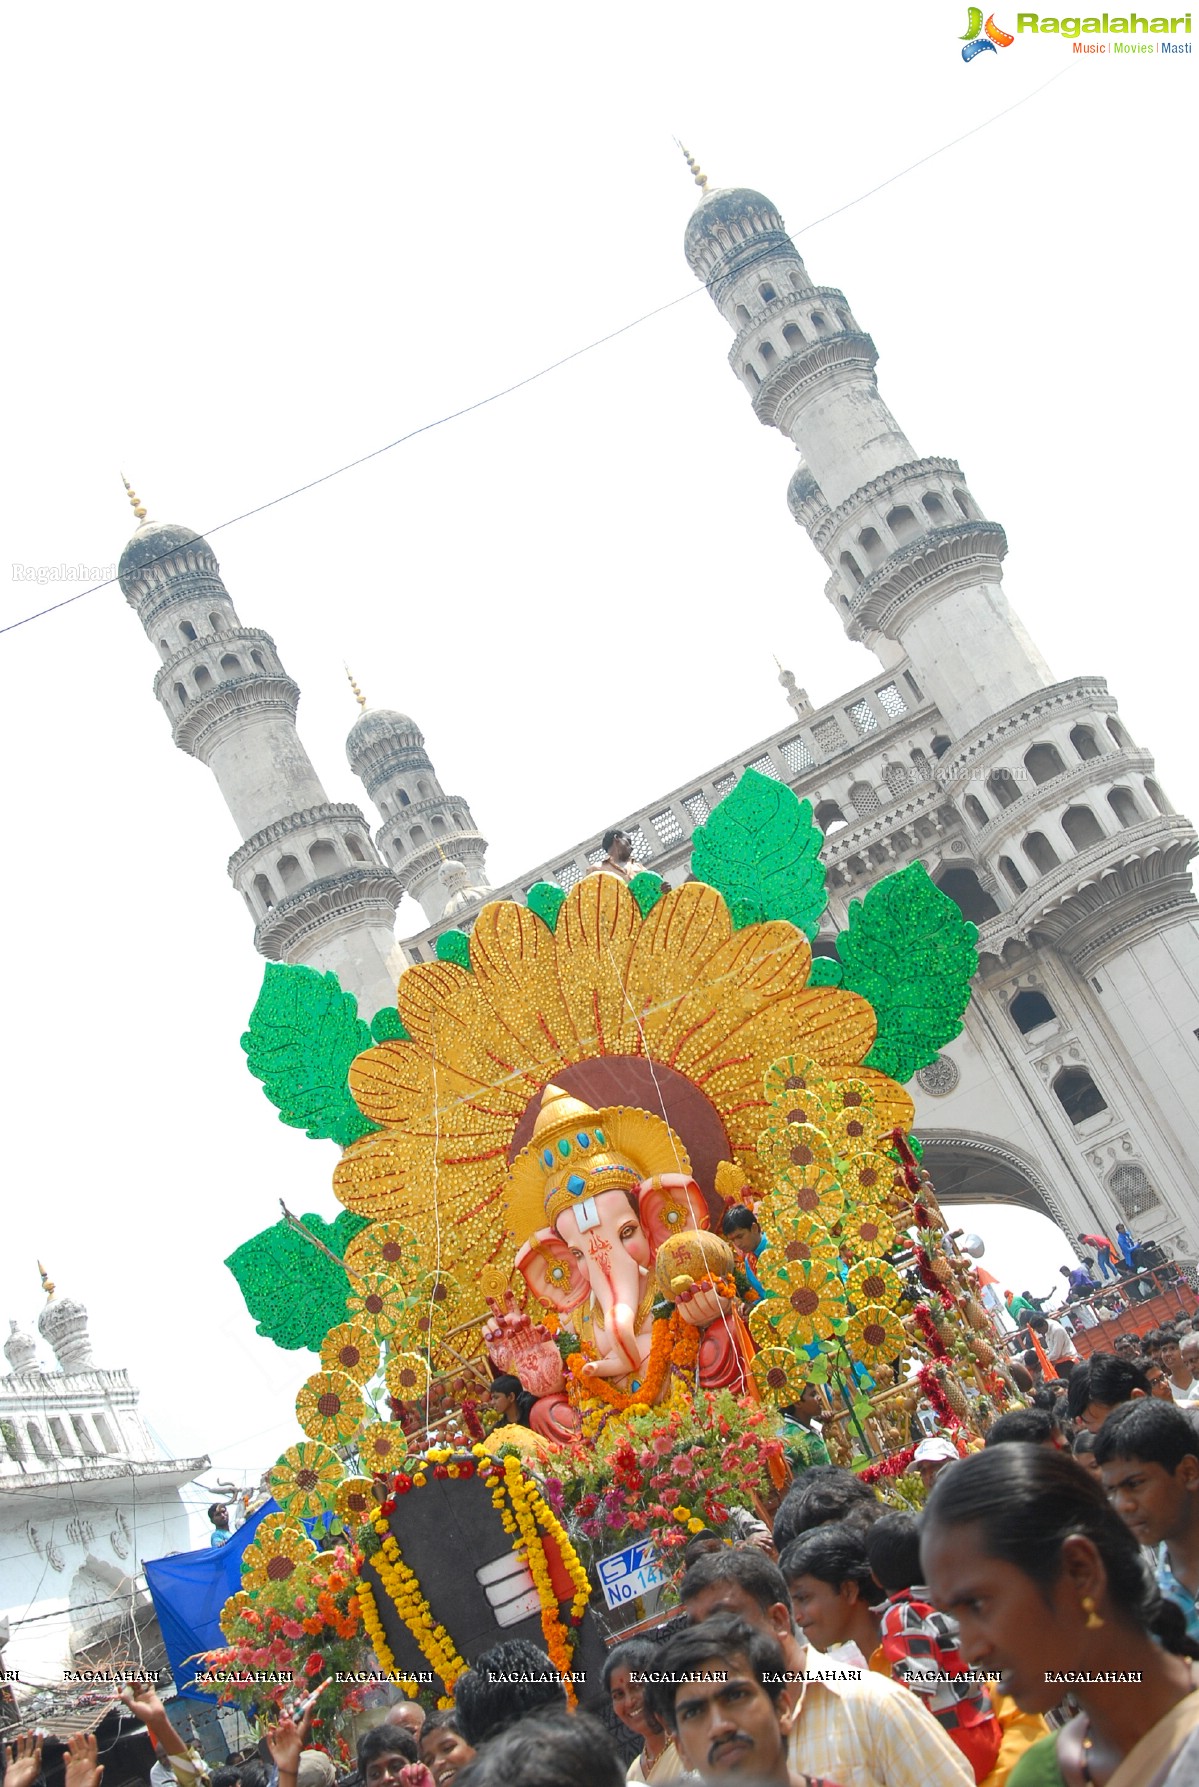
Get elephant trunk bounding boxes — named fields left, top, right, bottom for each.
left=594, top=1249, right=648, bottom=1378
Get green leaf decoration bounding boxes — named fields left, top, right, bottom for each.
left=435, top=929, right=472, bottom=970
left=628, top=870, right=665, bottom=918
left=835, top=861, right=979, bottom=1084
left=370, top=1006, right=411, bottom=1043
left=807, top=957, right=843, bottom=988
left=527, top=882, right=566, bottom=932
left=806, top=1352, right=829, bottom=1385
left=241, top=963, right=378, bottom=1146
left=225, top=1210, right=369, bottom=1352
left=689, top=768, right=827, bottom=939
left=852, top=1395, right=873, bottom=1423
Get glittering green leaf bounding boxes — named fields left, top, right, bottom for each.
left=807, top=957, right=843, bottom=988
left=835, top=862, right=979, bottom=1084
left=689, top=769, right=827, bottom=939
left=225, top=1210, right=369, bottom=1352
left=370, top=1006, right=410, bottom=1043
left=527, top=882, right=566, bottom=932
left=241, top=963, right=377, bottom=1146
left=628, top=870, right=665, bottom=918
left=435, top=929, right=472, bottom=970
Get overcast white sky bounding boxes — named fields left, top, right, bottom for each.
left=1, top=5, right=1193, bottom=1532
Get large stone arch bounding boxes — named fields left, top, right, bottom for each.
left=918, top=1129, right=1073, bottom=1234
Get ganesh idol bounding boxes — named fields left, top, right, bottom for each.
left=483, top=1084, right=756, bottom=1441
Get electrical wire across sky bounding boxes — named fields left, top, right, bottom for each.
left=0, top=70, right=1066, bottom=643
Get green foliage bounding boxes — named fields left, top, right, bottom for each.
left=527, top=882, right=566, bottom=931
left=689, top=769, right=827, bottom=939
left=835, top=862, right=979, bottom=1083
left=435, top=929, right=472, bottom=970
left=225, top=1210, right=369, bottom=1352
left=628, top=870, right=665, bottom=918
left=370, top=1006, right=410, bottom=1043
left=807, top=957, right=843, bottom=987
left=241, top=963, right=377, bottom=1147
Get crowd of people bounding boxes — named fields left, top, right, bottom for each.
left=8, top=1246, right=1199, bottom=1787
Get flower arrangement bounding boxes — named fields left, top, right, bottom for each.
left=206, top=1543, right=364, bottom=1749
left=543, top=1391, right=786, bottom=1564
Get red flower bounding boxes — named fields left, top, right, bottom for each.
left=394, top=1474, right=413, bottom=1495
left=305, top=1653, right=323, bottom=1678
left=459, top=1460, right=476, bottom=1479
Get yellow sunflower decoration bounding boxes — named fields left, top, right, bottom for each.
left=823, top=1103, right=887, bottom=1158
left=343, top=1221, right=423, bottom=1287
left=838, top=1152, right=896, bottom=1206
left=296, top=1370, right=366, bottom=1444
left=846, top=1304, right=908, bottom=1364
left=385, top=1350, right=432, bottom=1402
left=786, top=1167, right=846, bottom=1228
left=846, top=1258, right=905, bottom=1312
left=758, top=1122, right=836, bottom=1186
left=269, top=1440, right=344, bottom=1518
left=334, top=1476, right=378, bottom=1526
left=842, top=1204, right=900, bottom=1256
left=358, top=1421, right=407, bottom=1475
left=754, top=1198, right=839, bottom=1270
left=320, top=1322, right=379, bottom=1384
left=219, top=1590, right=252, bottom=1638
left=750, top=1255, right=846, bottom=1348
left=331, top=879, right=892, bottom=1263
left=751, top=1345, right=810, bottom=1407
left=345, top=1273, right=411, bottom=1341
left=241, top=1516, right=317, bottom=1592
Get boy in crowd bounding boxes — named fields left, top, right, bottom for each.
left=1095, top=1398, right=1199, bottom=1646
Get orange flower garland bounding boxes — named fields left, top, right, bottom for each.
left=487, top=1451, right=590, bottom=1703
left=369, top=1514, right=469, bottom=1704
left=567, top=1310, right=701, bottom=1411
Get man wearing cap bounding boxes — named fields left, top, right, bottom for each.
left=907, top=1437, right=960, bottom=1494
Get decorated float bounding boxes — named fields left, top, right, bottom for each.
left=206, top=771, right=1022, bottom=1738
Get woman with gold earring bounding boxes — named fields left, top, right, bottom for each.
left=920, top=1447, right=1199, bottom=1785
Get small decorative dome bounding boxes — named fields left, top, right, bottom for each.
left=38, top=1288, right=94, bottom=1374
left=345, top=707, right=424, bottom=769
left=118, top=520, right=217, bottom=596
left=4, top=1319, right=38, bottom=1374
left=787, top=463, right=823, bottom=516
left=440, top=858, right=487, bottom=919
left=683, top=187, right=794, bottom=279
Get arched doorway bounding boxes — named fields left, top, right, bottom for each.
left=918, top=1129, right=1073, bottom=1233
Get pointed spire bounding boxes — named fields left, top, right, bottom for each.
left=38, top=1260, right=55, bottom=1301
left=121, top=474, right=147, bottom=523
left=677, top=141, right=709, bottom=195
left=345, top=665, right=367, bottom=710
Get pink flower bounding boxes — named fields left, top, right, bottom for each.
left=282, top=1619, right=305, bottom=1639
left=652, top=1433, right=673, bottom=1456
left=671, top=1457, right=691, bottom=1479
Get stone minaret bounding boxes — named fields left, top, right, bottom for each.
left=118, top=488, right=403, bottom=1017
left=344, top=678, right=490, bottom=926
left=682, top=159, right=1199, bottom=1250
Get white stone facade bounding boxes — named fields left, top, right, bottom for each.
left=0, top=1293, right=206, bottom=1691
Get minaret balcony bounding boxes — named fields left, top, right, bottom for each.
left=750, top=331, right=880, bottom=429
left=849, top=521, right=1009, bottom=635
left=254, top=865, right=404, bottom=959
left=152, top=626, right=280, bottom=695
left=170, top=671, right=301, bottom=756
left=804, top=457, right=969, bottom=551
left=394, top=831, right=490, bottom=895
left=727, top=286, right=856, bottom=367
left=228, top=802, right=380, bottom=880
left=973, top=813, right=1199, bottom=972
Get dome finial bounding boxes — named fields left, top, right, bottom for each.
left=345, top=665, right=367, bottom=711
left=676, top=140, right=709, bottom=195
left=121, top=474, right=147, bottom=524
left=38, top=1260, right=55, bottom=1300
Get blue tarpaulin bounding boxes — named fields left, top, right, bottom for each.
left=144, top=1501, right=279, bottom=1702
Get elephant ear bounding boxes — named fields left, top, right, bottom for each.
left=515, top=1230, right=590, bottom=1314
left=638, top=1173, right=710, bottom=1250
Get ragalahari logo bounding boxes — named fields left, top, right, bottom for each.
left=961, top=7, right=1016, bottom=56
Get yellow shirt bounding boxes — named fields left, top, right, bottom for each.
left=788, top=1644, right=974, bottom=1787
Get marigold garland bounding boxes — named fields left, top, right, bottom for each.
left=490, top=1452, right=589, bottom=1701
left=567, top=1310, right=698, bottom=1411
